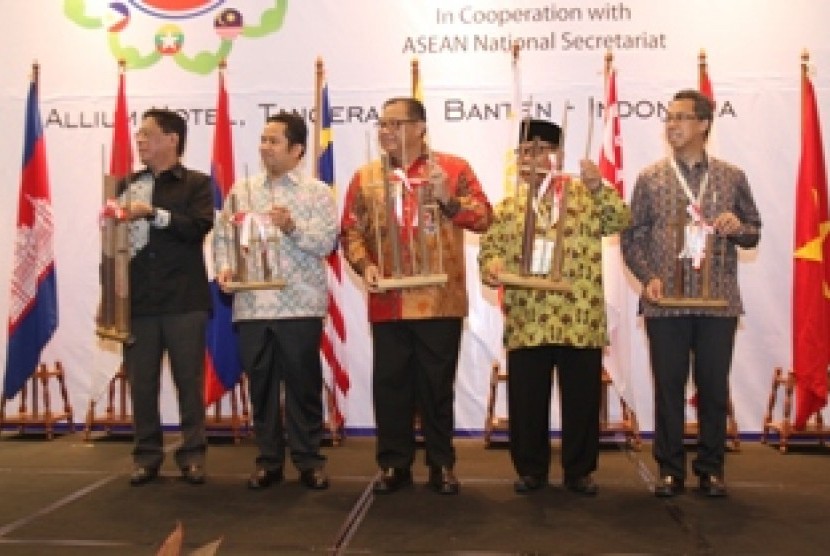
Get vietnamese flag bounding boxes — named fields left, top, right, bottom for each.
left=792, top=64, right=830, bottom=429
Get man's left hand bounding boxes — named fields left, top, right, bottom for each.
left=713, top=211, right=742, bottom=236
left=428, top=160, right=451, bottom=203
left=269, top=205, right=295, bottom=235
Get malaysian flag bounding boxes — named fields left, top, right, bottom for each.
left=4, top=64, right=58, bottom=398
left=317, top=81, right=350, bottom=430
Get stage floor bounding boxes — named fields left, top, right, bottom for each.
left=0, top=431, right=827, bottom=555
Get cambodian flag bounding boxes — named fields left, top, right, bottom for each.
left=204, top=66, right=242, bottom=405
left=3, top=70, right=58, bottom=398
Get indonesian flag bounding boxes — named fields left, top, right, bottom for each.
left=792, top=68, right=830, bottom=429
left=89, top=61, right=133, bottom=403
left=4, top=67, right=58, bottom=398
left=110, top=64, right=132, bottom=179
left=698, top=50, right=719, bottom=151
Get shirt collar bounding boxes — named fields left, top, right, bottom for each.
left=138, top=162, right=185, bottom=181
left=265, top=169, right=302, bottom=189
left=674, top=152, right=708, bottom=175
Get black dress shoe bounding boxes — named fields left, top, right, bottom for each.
left=247, top=467, right=283, bottom=490
left=129, top=466, right=159, bottom=486
left=428, top=466, right=460, bottom=495
left=513, top=475, right=547, bottom=494
left=180, top=464, right=205, bottom=485
left=373, top=467, right=413, bottom=494
left=654, top=475, right=685, bottom=498
left=299, top=468, right=330, bottom=490
left=698, top=474, right=727, bottom=497
left=564, top=475, right=599, bottom=497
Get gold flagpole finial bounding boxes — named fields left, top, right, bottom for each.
left=801, top=49, right=811, bottom=77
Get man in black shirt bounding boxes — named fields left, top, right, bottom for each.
left=120, top=109, right=214, bottom=486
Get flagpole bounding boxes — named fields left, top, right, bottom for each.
left=117, top=60, right=128, bottom=177
left=313, top=57, right=323, bottom=179
left=217, top=59, right=227, bottom=183
left=512, top=41, right=528, bottom=197
left=698, top=49, right=707, bottom=91
left=411, top=57, right=420, bottom=99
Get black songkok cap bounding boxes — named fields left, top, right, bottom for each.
left=519, top=119, right=561, bottom=147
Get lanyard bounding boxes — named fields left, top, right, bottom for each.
left=669, top=156, right=709, bottom=219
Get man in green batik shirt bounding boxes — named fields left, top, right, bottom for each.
left=479, top=119, right=630, bottom=496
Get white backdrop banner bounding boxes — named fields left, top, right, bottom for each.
left=1, top=0, right=828, bottom=433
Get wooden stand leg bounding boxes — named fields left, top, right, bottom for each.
left=483, top=363, right=508, bottom=448
left=84, top=366, right=133, bottom=439
left=762, top=367, right=828, bottom=453
left=600, top=369, right=642, bottom=450
left=324, top=383, right=344, bottom=446
left=0, top=361, right=74, bottom=439
left=205, top=375, right=251, bottom=443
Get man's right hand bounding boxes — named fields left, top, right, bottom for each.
left=482, top=259, right=504, bottom=287
left=364, top=265, right=381, bottom=292
left=216, top=268, right=234, bottom=294
left=644, top=277, right=663, bottom=303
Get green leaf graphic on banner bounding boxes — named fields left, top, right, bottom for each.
left=64, top=0, right=102, bottom=28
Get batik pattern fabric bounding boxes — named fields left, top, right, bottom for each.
left=621, top=156, right=761, bottom=318
left=479, top=178, right=630, bottom=350
left=341, top=150, right=492, bottom=322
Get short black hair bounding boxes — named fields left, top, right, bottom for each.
left=266, top=111, right=307, bottom=158
left=519, top=119, right=561, bottom=147
left=673, top=89, right=714, bottom=138
left=142, top=108, right=187, bottom=156
left=382, top=97, right=427, bottom=122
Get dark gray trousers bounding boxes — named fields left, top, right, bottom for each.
left=237, top=318, right=326, bottom=472
left=645, top=316, right=738, bottom=479
left=125, top=311, right=208, bottom=469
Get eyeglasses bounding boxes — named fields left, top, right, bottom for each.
left=662, top=112, right=700, bottom=123
left=374, top=118, right=419, bottom=130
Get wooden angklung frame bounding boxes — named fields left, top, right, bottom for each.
left=97, top=170, right=133, bottom=344
left=365, top=149, right=448, bottom=292
left=497, top=106, right=573, bottom=292
left=655, top=209, right=727, bottom=308
left=219, top=188, right=287, bottom=292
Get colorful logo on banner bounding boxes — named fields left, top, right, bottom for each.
left=63, top=0, right=287, bottom=74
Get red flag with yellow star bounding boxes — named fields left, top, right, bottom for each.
left=793, top=67, right=830, bottom=429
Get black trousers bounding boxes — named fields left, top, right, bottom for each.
left=237, top=318, right=326, bottom=472
left=371, top=318, right=463, bottom=470
left=124, top=311, right=208, bottom=469
left=507, top=345, right=602, bottom=481
left=645, top=316, right=738, bottom=479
